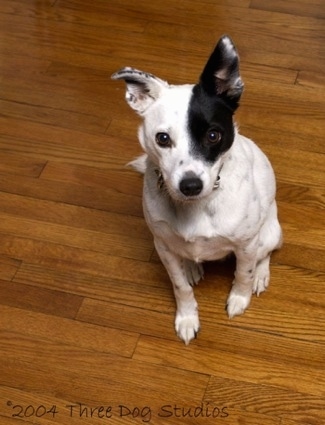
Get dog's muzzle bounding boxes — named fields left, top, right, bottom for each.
left=155, top=167, right=222, bottom=196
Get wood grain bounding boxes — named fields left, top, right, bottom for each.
left=0, top=1, right=324, bottom=424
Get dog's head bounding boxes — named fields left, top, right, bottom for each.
left=112, top=35, right=243, bottom=202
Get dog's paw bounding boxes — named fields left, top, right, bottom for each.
left=175, top=313, right=200, bottom=345
left=253, top=258, right=270, bottom=296
left=253, top=274, right=269, bottom=296
left=184, top=260, right=204, bottom=286
left=226, top=289, right=251, bottom=318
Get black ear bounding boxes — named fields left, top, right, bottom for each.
left=200, top=35, right=244, bottom=110
left=111, top=67, right=168, bottom=115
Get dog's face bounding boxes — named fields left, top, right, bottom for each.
left=112, top=36, right=244, bottom=202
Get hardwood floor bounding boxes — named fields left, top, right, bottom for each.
left=0, top=1, right=324, bottom=424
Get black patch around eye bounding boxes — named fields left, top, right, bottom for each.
left=187, top=84, right=235, bottom=163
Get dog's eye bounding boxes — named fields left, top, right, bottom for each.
left=156, top=132, right=172, bottom=148
left=206, top=129, right=222, bottom=144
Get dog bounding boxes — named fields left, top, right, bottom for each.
left=112, top=35, right=282, bottom=345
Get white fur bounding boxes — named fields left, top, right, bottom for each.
left=112, top=40, right=282, bottom=345
left=140, top=112, right=282, bottom=344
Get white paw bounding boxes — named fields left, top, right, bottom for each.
left=184, top=261, right=204, bottom=286
left=253, top=273, right=269, bottom=296
left=227, top=289, right=251, bottom=318
left=175, top=313, right=200, bottom=345
left=253, top=260, right=270, bottom=296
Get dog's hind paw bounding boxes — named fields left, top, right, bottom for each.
left=226, top=289, right=251, bottom=318
left=253, top=258, right=270, bottom=296
left=253, top=274, right=269, bottom=296
left=175, top=313, right=200, bottom=345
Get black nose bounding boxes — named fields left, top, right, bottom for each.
left=179, top=177, right=203, bottom=197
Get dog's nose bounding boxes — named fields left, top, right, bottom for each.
left=179, top=176, right=203, bottom=197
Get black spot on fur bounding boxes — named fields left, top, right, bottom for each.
left=187, top=84, right=235, bottom=163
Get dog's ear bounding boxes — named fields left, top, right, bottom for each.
left=111, top=67, right=168, bottom=115
left=200, top=35, right=244, bottom=109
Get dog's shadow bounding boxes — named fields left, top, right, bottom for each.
left=204, top=255, right=236, bottom=288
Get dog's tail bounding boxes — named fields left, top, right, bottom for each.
left=127, top=154, right=147, bottom=174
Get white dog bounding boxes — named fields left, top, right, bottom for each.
left=112, top=35, right=282, bottom=345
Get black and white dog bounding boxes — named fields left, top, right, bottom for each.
left=112, top=35, right=282, bottom=345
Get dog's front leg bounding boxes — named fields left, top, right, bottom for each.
left=227, top=237, right=259, bottom=318
left=154, top=238, right=200, bottom=345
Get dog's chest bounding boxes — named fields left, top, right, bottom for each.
left=148, top=205, right=234, bottom=262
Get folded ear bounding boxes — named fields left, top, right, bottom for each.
left=200, top=35, right=244, bottom=110
left=111, top=67, right=168, bottom=114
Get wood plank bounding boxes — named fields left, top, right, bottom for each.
left=280, top=222, right=323, bottom=250
left=297, top=70, right=325, bottom=89
left=0, top=192, right=150, bottom=241
left=133, top=335, right=324, bottom=396
left=0, top=305, right=138, bottom=357
left=1, top=2, right=323, bottom=74
left=265, top=147, right=324, bottom=187
left=280, top=419, right=322, bottom=425
left=276, top=181, right=324, bottom=210
left=0, top=213, right=152, bottom=261
left=0, top=0, right=148, bottom=32
left=241, top=62, right=298, bottom=85
left=0, top=55, right=113, bottom=134
left=237, top=92, right=325, bottom=150
left=278, top=201, right=324, bottom=229
left=145, top=18, right=324, bottom=65
left=0, top=280, right=82, bottom=319
left=77, top=299, right=176, bottom=339
left=0, top=54, right=136, bottom=119
left=0, top=173, right=143, bottom=217
left=40, top=161, right=143, bottom=198
left=0, top=152, right=46, bottom=178
left=272, top=243, right=325, bottom=272
left=277, top=201, right=325, bottom=251
left=144, top=13, right=324, bottom=73
left=0, top=52, right=51, bottom=81
left=0, top=117, right=141, bottom=167
left=250, top=0, right=325, bottom=19
left=15, top=263, right=174, bottom=308
left=0, top=257, right=21, bottom=281
left=205, top=376, right=325, bottom=425
left=0, top=332, right=209, bottom=403
left=0, top=98, right=109, bottom=135
left=60, top=0, right=251, bottom=13
left=0, top=235, right=157, bottom=282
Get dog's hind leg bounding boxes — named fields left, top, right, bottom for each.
left=226, top=238, right=258, bottom=318
left=253, top=255, right=271, bottom=296
left=227, top=201, right=282, bottom=317
left=253, top=201, right=282, bottom=296
left=154, top=238, right=200, bottom=345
